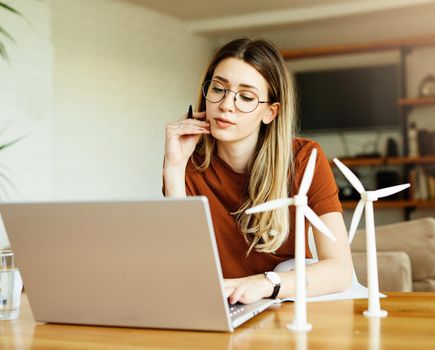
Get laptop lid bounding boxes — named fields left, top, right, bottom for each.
left=0, top=197, right=238, bottom=331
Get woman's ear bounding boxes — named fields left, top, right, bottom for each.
left=262, top=102, right=280, bottom=125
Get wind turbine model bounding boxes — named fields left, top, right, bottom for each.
left=246, top=148, right=336, bottom=332
left=333, top=158, right=410, bottom=318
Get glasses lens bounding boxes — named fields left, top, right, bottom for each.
left=202, top=80, right=261, bottom=113
left=203, top=80, right=225, bottom=103
left=235, top=90, right=259, bottom=113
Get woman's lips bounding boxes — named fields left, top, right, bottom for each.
left=214, top=118, right=235, bottom=129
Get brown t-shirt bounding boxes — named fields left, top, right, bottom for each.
left=180, top=138, right=342, bottom=278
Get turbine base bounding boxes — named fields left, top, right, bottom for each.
left=363, top=310, right=388, bottom=318
left=287, top=322, right=312, bottom=332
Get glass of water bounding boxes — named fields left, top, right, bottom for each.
left=0, top=250, right=23, bottom=321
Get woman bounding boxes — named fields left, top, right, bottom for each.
left=163, top=38, right=353, bottom=305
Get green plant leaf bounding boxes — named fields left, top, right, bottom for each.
left=0, top=135, right=26, bottom=151
left=0, top=25, right=15, bottom=42
left=0, top=39, right=8, bottom=60
left=0, top=2, right=23, bottom=17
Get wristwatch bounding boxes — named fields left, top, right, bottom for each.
left=264, top=271, right=281, bottom=299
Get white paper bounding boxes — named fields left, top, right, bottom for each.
left=273, top=258, right=386, bottom=303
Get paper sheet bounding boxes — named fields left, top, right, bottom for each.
left=273, top=258, right=386, bottom=303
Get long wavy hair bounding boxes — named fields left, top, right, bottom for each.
left=193, top=38, right=296, bottom=254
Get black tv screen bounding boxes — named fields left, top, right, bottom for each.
left=295, top=65, right=400, bottom=132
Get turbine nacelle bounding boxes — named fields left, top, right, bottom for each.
left=293, top=194, right=308, bottom=207
left=333, top=157, right=410, bottom=244
left=361, top=192, right=379, bottom=202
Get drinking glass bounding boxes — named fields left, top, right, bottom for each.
left=0, top=250, right=23, bottom=321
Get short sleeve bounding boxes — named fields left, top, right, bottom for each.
left=293, top=140, right=342, bottom=216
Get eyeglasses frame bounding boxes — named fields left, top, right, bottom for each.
left=202, top=79, right=273, bottom=113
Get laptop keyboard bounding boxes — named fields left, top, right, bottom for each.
left=229, top=303, right=245, bottom=318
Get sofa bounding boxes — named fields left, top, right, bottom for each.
left=350, top=217, right=435, bottom=292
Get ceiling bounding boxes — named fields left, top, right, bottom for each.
left=125, top=0, right=435, bottom=35
left=126, top=0, right=345, bottom=21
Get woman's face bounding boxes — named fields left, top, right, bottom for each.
left=205, top=57, right=279, bottom=146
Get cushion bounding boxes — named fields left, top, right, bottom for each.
left=350, top=217, right=435, bottom=281
left=352, top=251, right=413, bottom=292
left=413, top=278, right=435, bottom=292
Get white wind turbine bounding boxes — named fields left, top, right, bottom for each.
left=246, top=148, right=336, bottom=332
left=333, top=158, right=410, bottom=318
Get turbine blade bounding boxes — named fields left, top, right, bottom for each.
left=348, top=200, right=365, bottom=244
left=333, top=158, right=365, bottom=194
left=299, top=148, right=317, bottom=196
left=303, top=206, right=336, bottom=241
left=374, top=183, right=410, bottom=199
left=245, top=198, right=294, bottom=214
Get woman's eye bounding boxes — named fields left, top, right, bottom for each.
left=239, top=94, right=255, bottom=102
left=212, top=87, right=225, bottom=93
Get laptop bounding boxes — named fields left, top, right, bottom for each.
left=0, top=197, right=274, bottom=332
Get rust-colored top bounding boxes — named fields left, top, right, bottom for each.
left=184, top=138, right=342, bottom=278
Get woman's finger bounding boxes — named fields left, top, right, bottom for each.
left=229, top=286, right=245, bottom=305
left=224, top=285, right=235, bottom=299
left=189, top=111, right=207, bottom=120
left=167, top=119, right=209, bottom=130
left=172, top=126, right=210, bottom=137
left=166, top=122, right=209, bottom=136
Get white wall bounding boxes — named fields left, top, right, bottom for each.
left=51, top=0, right=213, bottom=200
left=0, top=0, right=215, bottom=203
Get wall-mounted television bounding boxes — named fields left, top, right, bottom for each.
left=294, top=65, right=401, bottom=133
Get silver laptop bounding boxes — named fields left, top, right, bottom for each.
left=0, top=197, right=274, bottom=332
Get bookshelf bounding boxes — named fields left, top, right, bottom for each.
left=331, top=156, right=435, bottom=210
left=331, top=155, right=435, bottom=167
left=281, top=35, right=435, bottom=216
left=398, top=96, right=435, bottom=107
left=341, top=199, right=435, bottom=209
left=281, top=35, right=435, bottom=60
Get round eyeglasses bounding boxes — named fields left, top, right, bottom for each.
left=202, top=80, right=272, bottom=113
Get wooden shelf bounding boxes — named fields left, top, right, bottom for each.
left=341, top=199, right=435, bottom=209
left=330, top=155, right=435, bottom=167
left=398, top=96, right=435, bottom=107
left=281, top=35, right=435, bottom=60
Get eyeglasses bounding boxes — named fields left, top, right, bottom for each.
left=202, top=79, right=272, bottom=113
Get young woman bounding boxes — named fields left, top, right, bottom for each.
left=163, top=38, right=353, bottom=305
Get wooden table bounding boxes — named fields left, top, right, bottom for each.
left=1, top=293, right=434, bottom=349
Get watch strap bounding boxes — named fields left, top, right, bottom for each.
left=269, top=283, right=280, bottom=299
left=264, top=272, right=281, bottom=299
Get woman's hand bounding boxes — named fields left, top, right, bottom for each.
left=164, top=111, right=210, bottom=168
left=224, top=275, right=273, bottom=305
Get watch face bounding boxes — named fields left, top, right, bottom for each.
left=266, top=271, right=281, bottom=285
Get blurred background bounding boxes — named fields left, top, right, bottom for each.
left=0, top=0, right=434, bottom=226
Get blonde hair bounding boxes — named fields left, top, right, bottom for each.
left=193, top=39, right=296, bottom=254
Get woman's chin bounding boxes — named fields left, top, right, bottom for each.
left=210, top=128, right=235, bottom=142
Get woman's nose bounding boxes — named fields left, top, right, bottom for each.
left=219, top=91, right=236, bottom=112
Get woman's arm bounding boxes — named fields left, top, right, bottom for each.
left=302, top=211, right=354, bottom=296
left=163, top=111, right=209, bottom=197
left=225, top=212, right=353, bottom=304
